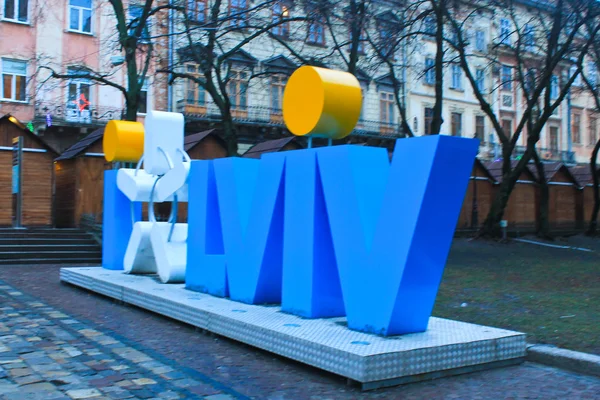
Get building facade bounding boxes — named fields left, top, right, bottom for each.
left=1, top=0, right=598, bottom=162
left=0, top=0, right=168, bottom=151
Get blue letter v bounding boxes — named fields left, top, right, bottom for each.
left=317, top=136, right=478, bottom=335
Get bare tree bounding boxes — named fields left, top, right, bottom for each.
left=446, top=0, right=600, bottom=237
left=160, top=0, right=305, bottom=156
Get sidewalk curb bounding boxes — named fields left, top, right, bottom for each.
left=526, top=344, right=600, bottom=378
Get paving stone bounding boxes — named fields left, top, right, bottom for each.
left=204, top=395, right=236, bottom=400
left=156, top=391, right=182, bottom=400
left=65, top=388, right=103, bottom=399
left=131, top=378, right=156, bottom=386
left=10, top=367, right=33, bottom=377
left=15, top=374, right=45, bottom=385
left=187, top=383, right=221, bottom=396
left=0, top=381, right=19, bottom=395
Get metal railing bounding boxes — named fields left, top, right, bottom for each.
left=176, top=100, right=404, bottom=138
left=35, top=102, right=124, bottom=126
left=512, top=145, right=576, bottom=165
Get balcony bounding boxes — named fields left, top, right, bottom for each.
left=177, top=100, right=403, bottom=139
left=515, top=147, right=576, bottom=165
left=538, top=148, right=576, bottom=165
left=34, top=102, right=124, bottom=127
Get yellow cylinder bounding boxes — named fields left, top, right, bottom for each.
left=103, top=120, right=145, bottom=162
left=283, top=66, right=362, bottom=140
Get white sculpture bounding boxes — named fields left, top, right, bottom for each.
left=118, top=111, right=190, bottom=283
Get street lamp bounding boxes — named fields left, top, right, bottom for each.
left=471, top=133, right=479, bottom=229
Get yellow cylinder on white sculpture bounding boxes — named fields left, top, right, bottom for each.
left=103, top=120, right=145, bottom=162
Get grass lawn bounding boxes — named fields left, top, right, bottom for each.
left=434, top=236, right=599, bottom=355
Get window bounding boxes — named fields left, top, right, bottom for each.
left=187, top=0, right=207, bottom=23
left=227, top=69, right=248, bottom=111
left=69, top=0, right=92, bottom=33
left=475, top=30, right=486, bottom=52
left=501, top=65, right=512, bottom=91
left=185, top=64, right=206, bottom=107
left=138, top=77, right=149, bottom=114
left=451, top=64, right=462, bottom=90
left=502, top=118, right=512, bottom=138
left=272, top=2, right=290, bottom=37
left=424, top=16, right=435, bottom=35
left=1, top=59, right=26, bottom=101
left=572, top=113, right=581, bottom=144
left=378, top=20, right=396, bottom=57
left=271, top=75, right=286, bottom=112
left=451, top=112, right=462, bottom=136
left=549, top=126, right=559, bottom=151
left=424, top=107, right=434, bottom=135
left=129, top=5, right=150, bottom=41
left=550, top=75, right=558, bottom=99
left=475, top=68, right=485, bottom=92
left=307, top=14, right=325, bottom=45
left=475, top=115, right=485, bottom=141
left=424, top=58, right=435, bottom=85
left=523, top=24, right=534, bottom=50
left=3, top=0, right=28, bottom=22
left=500, top=18, right=511, bottom=44
left=380, top=91, right=395, bottom=126
left=67, top=67, right=92, bottom=122
left=229, top=0, right=248, bottom=27
left=590, top=117, right=597, bottom=146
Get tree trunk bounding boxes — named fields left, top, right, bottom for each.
left=430, top=2, right=444, bottom=135
left=532, top=149, right=551, bottom=239
left=587, top=139, right=600, bottom=235
left=221, top=115, right=238, bottom=156
left=479, top=148, right=533, bottom=237
left=123, top=99, right=138, bottom=122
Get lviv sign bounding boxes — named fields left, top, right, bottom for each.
left=101, top=66, right=479, bottom=336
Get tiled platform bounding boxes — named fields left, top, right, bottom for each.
left=60, top=267, right=527, bottom=390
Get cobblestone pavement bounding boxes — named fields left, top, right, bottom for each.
left=0, top=280, right=245, bottom=400
left=1, top=265, right=600, bottom=399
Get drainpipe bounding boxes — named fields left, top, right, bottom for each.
left=401, top=37, right=407, bottom=136
left=566, top=89, right=572, bottom=164
left=167, top=0, right=174, bottom=112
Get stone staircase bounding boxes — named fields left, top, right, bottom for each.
left=0, top=228, right=102, bottom=265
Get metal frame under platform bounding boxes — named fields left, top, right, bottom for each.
left=60, top=267, right=526, bottom=390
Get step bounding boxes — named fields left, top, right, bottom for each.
left=0, top=251, right=101, bottom=260
left=0, top=258, right=101, bottom=265
left=0, top=244, right=100, bottom=252
left=0, top=232, right=94, bottom=239
left=0, top=238, right=98, bottom=246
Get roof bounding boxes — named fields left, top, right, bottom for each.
left=473, top=158, right=497, bottom=182
left=354, top=68, right=370, bottom=85
left=0, top=114, right=58, bottom=155
left=485, top=160, right=537, bottom=183
left=527, top=161, right=578, bottom=184
left=55, top=128, right=104, bottom=161
left=263, top=55, right=297, bottom=74
left=374, top=73, right=398, bottom=89
left=242, top=137, right=301, bottom=159
left=228, top=49, right=258, bottom=66
left=183, top=129, right=225, bottom=152
left=569, top=165, right=600, bottom=187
